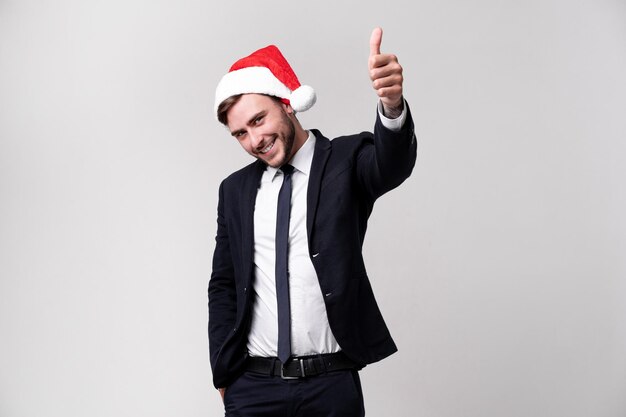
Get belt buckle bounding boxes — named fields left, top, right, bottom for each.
left=281, top=358, right=305, bottom=380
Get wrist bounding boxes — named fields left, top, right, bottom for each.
left=382, top=99, right=404, bottom=119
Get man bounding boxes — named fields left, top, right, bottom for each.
left=208, top=27, right=417, bottom=416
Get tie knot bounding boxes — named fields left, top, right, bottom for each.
left=280, top=164, right=294, bottom=176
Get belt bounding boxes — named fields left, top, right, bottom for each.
left=246, top=352, right=358, bottom=380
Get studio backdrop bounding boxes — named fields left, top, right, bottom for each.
left=1, top=0, right=625, bottom=416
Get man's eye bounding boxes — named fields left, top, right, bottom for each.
left=253, top=116, right=263, bottom=124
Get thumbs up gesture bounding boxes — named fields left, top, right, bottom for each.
left=369, top=27, right=404, bottom=117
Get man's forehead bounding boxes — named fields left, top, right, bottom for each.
left=225, top=95, right=268, bottom=131
left=237, top=93, right=277, bottom=105
left=227, top=94, right=278, bottom=119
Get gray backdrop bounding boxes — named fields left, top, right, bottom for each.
left=1, top=0, right=625, bottom=416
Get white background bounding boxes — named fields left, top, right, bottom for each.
left=1, top=0, right=625, bottom=416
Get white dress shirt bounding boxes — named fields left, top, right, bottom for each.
left=247, top=102, right=407, bottom=358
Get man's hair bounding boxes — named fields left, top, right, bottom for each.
left=217, top=94, right=243, bottom=125
left=217, top=94, right=286, bottom=126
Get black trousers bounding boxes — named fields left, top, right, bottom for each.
left=223, top=369, right=365, bottom=417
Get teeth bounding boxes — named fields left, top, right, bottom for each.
left=261, top=141, right=274, bottom=154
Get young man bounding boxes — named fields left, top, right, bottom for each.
left=209, top=28, right=417, bottom=416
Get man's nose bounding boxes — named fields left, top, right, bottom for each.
left=250, top=131, right=265, bottom=150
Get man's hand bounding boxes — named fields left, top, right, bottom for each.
left=369, top=27, right=404, bottom=117
left=219, top=387, right=226, bottom=403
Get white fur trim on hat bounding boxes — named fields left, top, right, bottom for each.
left=214, top=67, right=292, bottom=116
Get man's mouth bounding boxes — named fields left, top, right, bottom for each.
left=260, top=140, right=275, bottom=154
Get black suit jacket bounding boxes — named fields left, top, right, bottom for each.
left=208, top=105, right=417, bottom=388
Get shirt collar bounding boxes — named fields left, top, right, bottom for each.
left=289, top=130, right=315, bottom=176
left=267, top=131, right=316, bottom=181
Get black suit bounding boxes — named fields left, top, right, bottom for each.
left=208, top=105, right=417, bottom=389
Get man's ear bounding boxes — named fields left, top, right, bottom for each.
left=282, top=102, right=295, bottom=115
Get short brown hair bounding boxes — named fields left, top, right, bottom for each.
left=217, top=94, right=243, bottom=125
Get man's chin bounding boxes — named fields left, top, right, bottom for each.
left=266, top=161, right=286, bottom=168
left=256, top=136, right=292, bottom=167
left=259, top=155, right=286, bottom=168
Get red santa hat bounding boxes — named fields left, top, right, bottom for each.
left=214, top=45, right=316, bottom=119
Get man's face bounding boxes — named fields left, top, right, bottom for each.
left=226, top=94, right=296, bottom=168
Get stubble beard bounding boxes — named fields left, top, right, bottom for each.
left=266, top=111, right=296, bottom=168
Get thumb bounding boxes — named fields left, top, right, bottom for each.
left=369, top=27, right=382, bottom=56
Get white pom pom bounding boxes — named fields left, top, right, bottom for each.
left=289, top=85, right=316, bottom=112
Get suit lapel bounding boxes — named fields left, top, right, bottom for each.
left=307, top=130, right=331, bottom=240
left=240, top=161, right=265, bottom=284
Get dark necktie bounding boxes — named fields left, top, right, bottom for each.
left=276, top=164, right=294, bottom=364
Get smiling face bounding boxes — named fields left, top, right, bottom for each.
left=225, top=94, right=305, bottom=168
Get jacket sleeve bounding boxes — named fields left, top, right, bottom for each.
left=356, top=101, right=417, bottom=201
left=207, top=181, right=237, bottom=374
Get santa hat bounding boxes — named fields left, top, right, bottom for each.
left=214, top=45, right=316, bottom=119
